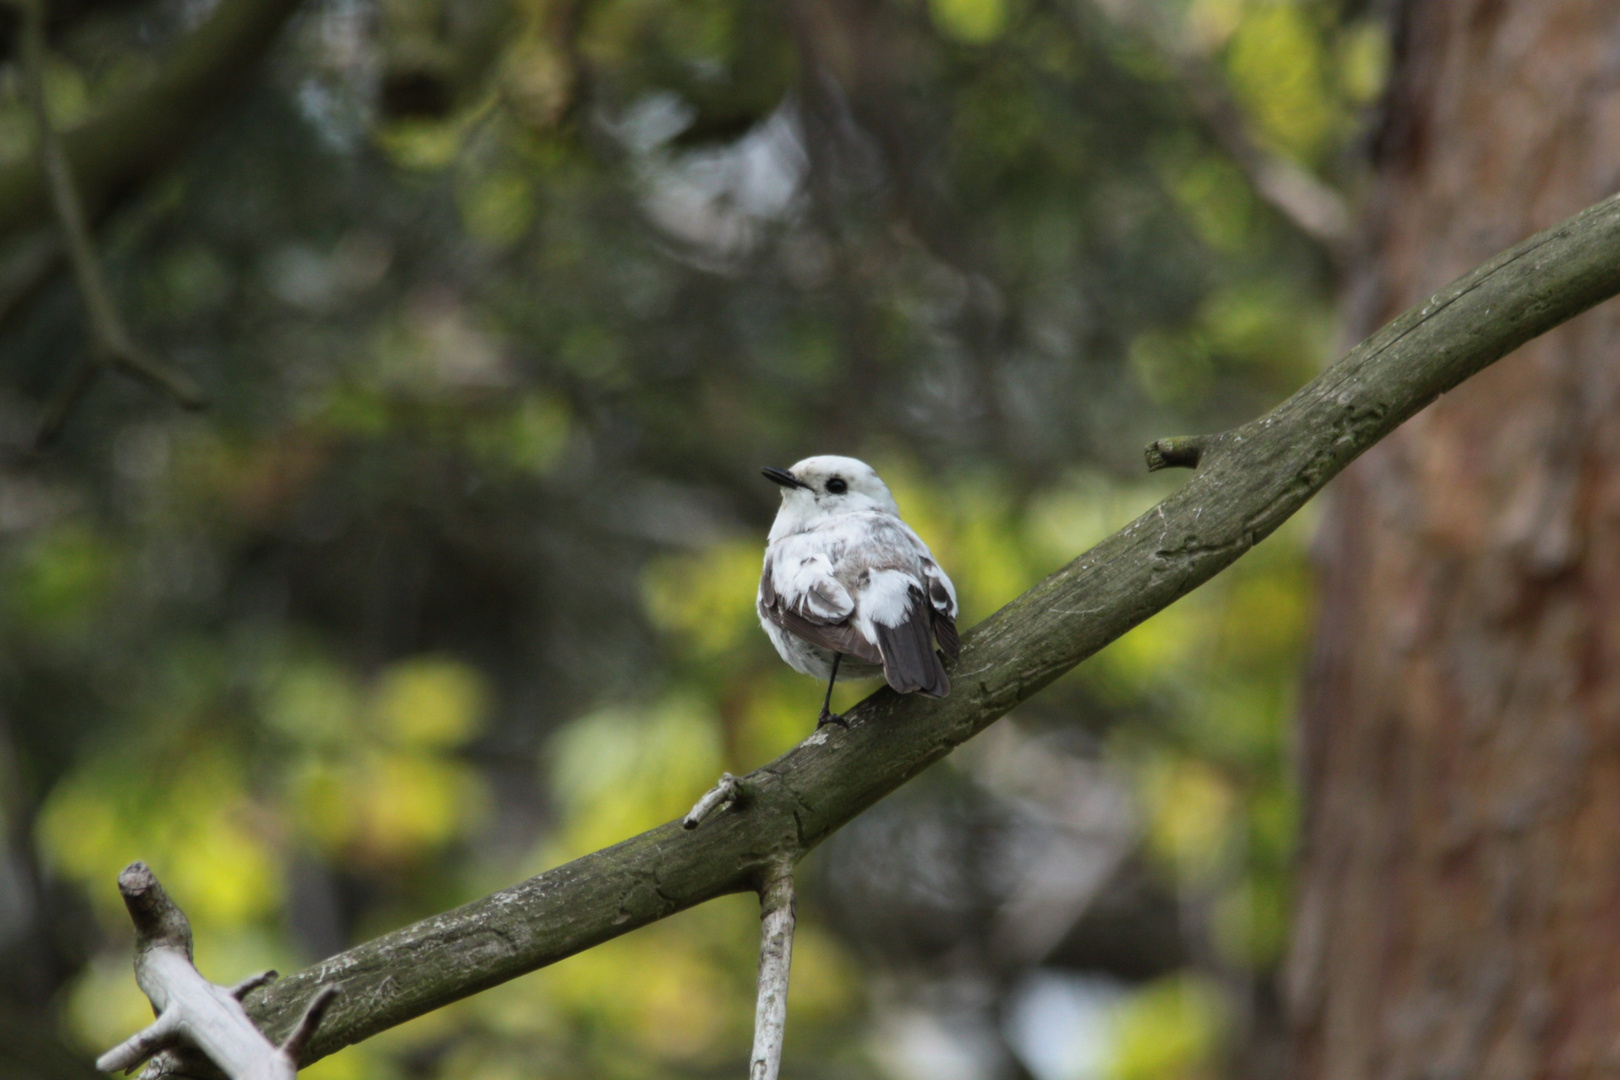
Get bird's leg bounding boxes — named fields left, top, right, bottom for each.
left=816, top=654, right=847, bottom=729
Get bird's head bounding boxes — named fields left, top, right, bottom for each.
left=762, top=455, right=899, bottom=532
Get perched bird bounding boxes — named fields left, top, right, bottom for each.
left=758, top=456, right=960, bottom=727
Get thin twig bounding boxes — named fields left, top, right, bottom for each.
left=229, top=972, right=280, bottom=1002
left=11, top=0, right=204, bottom=445
left=278, top=985, right=340, bottom=1062
left=99, top=1012, right=183, bottom=1075
left=750, top=862, right=796, bottom=1080
left=684, top=772, right=746, bottom=829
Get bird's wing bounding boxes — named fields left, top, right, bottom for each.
left=876, top=519, right=962, bottom=663
left=844, top=518, right=952, bottom=697
left=857, top=570, right=950, bottom=697
left=920, top=556, right=961, bottom=661
left=759, top=547, right=884, bottom=666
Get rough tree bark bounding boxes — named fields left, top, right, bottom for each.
left=1288, top=4, right=1620, bottom=1079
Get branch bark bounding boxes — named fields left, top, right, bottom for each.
left=144, top=189, right=1620, bottom=1073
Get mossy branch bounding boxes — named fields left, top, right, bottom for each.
left=139, top=190, right=1620, bottom=1073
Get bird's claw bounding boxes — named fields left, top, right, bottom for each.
left=816, top=709, right=849, bottom=730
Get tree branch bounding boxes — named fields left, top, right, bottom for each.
left=10, top=0, right=206, bottom=444
left=1057, top=0, right=1352, bottom=252
left=0, top=0, right=307, bottom=246
left=750, top=862, right=795, bottom=1080
left=141, top=190, right=1620, bottom=1073
left=96, top=863, right=337, bottom=1080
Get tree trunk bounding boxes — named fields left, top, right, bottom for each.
left=1289, top=4, right=1620, bottom=1080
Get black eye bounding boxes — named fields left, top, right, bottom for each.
left=826, top=477, right=847, bottom=494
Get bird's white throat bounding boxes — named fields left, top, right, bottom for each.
left=768, top=490, right=899, bottom=540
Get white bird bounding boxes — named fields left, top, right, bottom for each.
left=757, top=455, right=960, bottom=727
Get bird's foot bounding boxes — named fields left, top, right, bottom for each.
left=816, top=709, right=849, bottom=730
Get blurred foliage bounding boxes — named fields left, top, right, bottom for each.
left=0, top=0, right=1383, bottom=1078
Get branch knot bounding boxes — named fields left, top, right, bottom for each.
left=1144, top=435, right=1211, bottom=472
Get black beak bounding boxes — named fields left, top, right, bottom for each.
left=761, top=466, right=807, bottom=490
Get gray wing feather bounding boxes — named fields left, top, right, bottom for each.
left=777, top=607, right=884, bottom=666
left=932, top=611, right=961, bottom=661
left=918, top=556, right=960, bottom=662
left=759, top=558, right=883, bottom=666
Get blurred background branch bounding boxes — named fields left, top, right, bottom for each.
left=0, top=0, right=306, bottom=351
left=1068, top=0, right=1352, bottom=253
left=9, top=0, right=205, bottom=444
left=0, top=0, right=306, bottom=241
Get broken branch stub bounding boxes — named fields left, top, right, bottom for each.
left=97, top=862, right=336, bottom=1080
